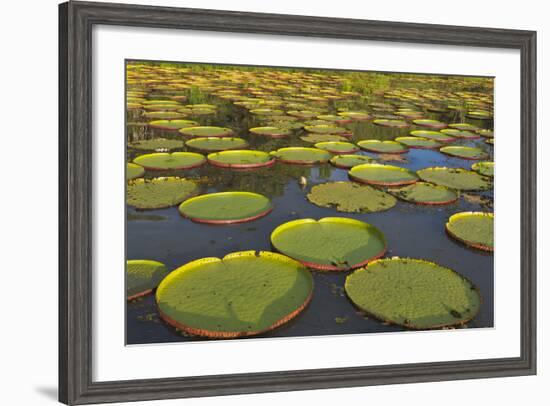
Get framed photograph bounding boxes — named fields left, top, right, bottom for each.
left=59, top=1, right=536, bottom=404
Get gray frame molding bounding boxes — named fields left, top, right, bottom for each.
left=59, top=1, right=536, bottom=404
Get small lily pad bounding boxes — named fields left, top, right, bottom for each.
left=207, top=150, right=275, bottom=169
left=440, top=129, right=480, bottom=139
left=349, top=163, right=418, bottom=186
left=127, top=177, right=198, bottom=210
left=412, top=119, right=447, bottom=129
left=179, top=126, right=234, bottom=137
left=271, top=217, right=386, bottom=271
left=148, top=119, right=198, bottom=131
left=307, top=182, right=396, bottom=213
left=314, top=141, right=359, bottom=154
left=358, top=140, right=408, bottom=154
left=133, top=152, right=206, bottom=170
left=446, top=212, right=494, bottom=251
left=448, top=123, right=479, bottom=132
left=388, top=182, right=458, bottom=205
left=127, top=163, right=145, bottom=180
left=303, top=125, right=350, bottom=135
left=330, top=154, right=376, bottom=169
left=185, top=137, right=248, bottom=152
left=345, top=258, right=481, bottom=329
left=143, top=111, right=186, bottom=120
left=417, top=167, right=492, bottom=191
left=409, top=130, right=455, bottom=143
left=300, top=134, right=347, bottom=143
left=394, top=136, right=442, bottom=149
left=249, top=127, right=292, bottom=138
left=127, top=260, right=169, bottom=300
left=472, top=161, right=494, bottom=177
left=271, top=147, right=331, bottom=164
left=373, top=119, right=409, bottom=128
left=179, top=192, right=273, bottom=224
left=129, top=138, right=185, bottom=151
left=440, top=146, right=489, bottom=160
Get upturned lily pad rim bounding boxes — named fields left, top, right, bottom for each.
left=440, top=146, right=489, bottom=160
left=179, top=126, right=235, bottom=137
left=409, top=130, right=455, bottom=143
left=156, top=251, right=313, bottom=338
left=127, top=162, right=145, bottom=180
left=126, top=259, right=168, bottom=300
left=349, top=163, right=419, bottom=186
left=440, top=128, right=481, bottom=139
left=148, top=119, right=198, bottom=131
left=207, top=150, right=276, bottom=169
left=357, top=140, right=409, bottom=154
left=270, top=217, right=387, bottom=271
left=185, top=137, right=249, bottom=152
left=133, top=152, right=206, bottom=170
left=314, top=141, right=359, bottom=154
left=412, top=119, right=447, bottom=129
left=329, top=154, right=376, bottom=169
left=471, top=161, right=495, bottom=177
left=249, top=126, right=292, bottom=138
left=272, top=147, right=331, bottom=165
left=446, top=211, right=494, bottom=252
left=388, top=182, right=459, bottom=205
left=394, top=136, right=443, bottom=149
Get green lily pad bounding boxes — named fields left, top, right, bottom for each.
left=395, top=110, right=424, bottom=119
left=271, top=217, right=386, bottom=271
left=185, top=137, right=248, bottom=152
left=287, top=110, right=319, bottom=119
left=129, top=138, right=185, bottom=151
left=446, top=212, right=494, bottom=251
left=476, top=129, right=494, bottom=138
left=440, top=146, right=488, bottom=160
left=417, top=167, right=492, bottom=191
left=472, top=161, right=494, bottom=177
left=127, top=163, right=145, bottom=180
left=373, top=119, right=409, bottom=128
left=207, top=150, right=275, bottom=169
left=144, top=104, right=182, bottom=111
left=448, top=123, right=479, bottom=132
left=329, top=154, right=377, bottom=169
left=178, top=104, right=217, bottom=115
left=440, top=129, right=480, bottom=139
left=143, top=111, right=186, bottom=120
left=316, top=114, right=353, bottom=123
left=486, top=138, right=494, bottom=145
left=127, top=260, right=169, bottom=300
left=179, top=192, right=272, bottom=224
left=338, top=111, right=371, bottom=120
left=303, top=125, right=350, bottom=135
left=155, top=251, right=313, bottom=338
left=307, top=182, right=396, bottom=213
left=388, top=182, right=458, bottom=205
left=409, top=130, right=455, bottom=143
left=394, top=136, right=442, bottom=149
left=250, top=108, right=284, bottom=116
left=357, top=140, right=408, bottom=154
left=412, top=119, right=447, bottom=129
left=345, top=258, right=481, bottom=329
left=349, top=163, right=418, bottom=186
left=127, top=177, right=198, bottom=210
left=314, top=141, right=359, bottom=154
left=133, top=152, right=206, bottom=170
left=300, top=134, right=347, bottom=143
left=271, top=147, right=331, bottom=164
left=466, top=110, right=493, bottom=120
left=179, top=126, right=234, bottom=137
left=148, top=119, right=198, bottom=131
left=249, top=126, right=292, bottom=138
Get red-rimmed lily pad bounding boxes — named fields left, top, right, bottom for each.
left=337, top=111, right=371, bottom=121
left=357, top=140, right=408, bottom=154
left=127, top=177, right=198, bottom=210
left=409, top=130, right=455, bottom=143
left=314, top=141, right=359, bottom=154
left=349, top=163, right=419, bottom=186
left=448, top=123, right=479, bottom=132
left=417, top=167, right=492, bottom=191
left=249, top=126, right=292, bottom=138
left=303, top=124, right=350, bottom=135
left=472, top=161, right=494, bottom=177
left=185, top=137, right=248, bottom=152
left=133, top=152, right=206, bottom=170
left=307, top=182, right=396, bottom=213
left=270, top=217, right=387, bottom=271
left=316, top=114, right=353, bottom=124
left=143, top=111, right=186, bottom=120
left=271, top=147, right=331, bottom=165
left=148, top=119, right=198, bottom=131
left=440, top=146, right=489, bottom=160
left=329, top=154, right=376, bottom=169
left=207, top=150, right=275, bottom=169
left=178, top=192, right=273, bottom=224
left=179, top=126, right=234, bottom=137
left=127, top=163, right=145, bottom=180
left=129, top=138, right=185, bottom=151
left=412, top=119, right=447, bottom=129
left=388, top=182, right=458, bottom=205
left=127, top=260, right=169, bottom=300
left=440, top=129, right=480, bottom=139
left=300, top=134, right=347, bottom=143
left=394, top=136, right=443, bottom=149
left=446, top=212, right=494, bottom=252
left=373, top=119, right=409, bottom=128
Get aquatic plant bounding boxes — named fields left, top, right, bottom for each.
left=129, top=138, right=184, bottom=151
left=329, top=154, right=376, bottom=169
left=446, top=211, right=494, bottom=251
left=207, top=150, right=275, bottom=169
left=127, top=259, right=169, bottom=300
left=314, top=141, right=359, bottom=154
left=439, top=146, right=489, bottom=160
left=471, top=161, right=494, bottom=177
left=271, top=147, right=331, bottom=164
left=388, top=182, right=458, bottom=205
left=357, top=140, right=408, bottom=154
left=185, top=137, right=248, bottom=152
left=126, top=177, right=198, bottom=209
left=307, top=182, right=396, bottom=213
left=349, top=163, right=419, bottom=186
left=417, top=167, right=492, bottom=191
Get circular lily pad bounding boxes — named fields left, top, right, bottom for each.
left=250, top=108, right=284, bottom=116
left=394, top=136, right=442, bottom=149
left=417, top=167, right=492, bottom=191
left=179, top=192, right=272, bottom=224
left=287, top=110, right=319, bottom=119
left=249, top=126, right=292, bottom=138
left=143, top=111, right=186, bottom=120
left=129, top=138, right=185, bottom=151
left=133, top=152, right=206, bottom=170
left=303, top=125, right=350, bottom=135
left=127, top=177, right=198, bottom=210
left=300, top=133, right=347, bottom=143
left=446, top=212, right=494, bottom=251
left=330, top=154, right=376, bottom=169
left=307, top=182, right=396, bottom=213
left=127, top=163, right=145, bottom=180
left=477, top=129, right=494, bottom=138
left=185, top=137, right=248, bottom=152
left=338, top=111, right=371, bottom=121
left=412, top=119, right=447, bottom=129
left=486, top=138, right=494, bottom=145
left=373, top=119, right=409, bottom=128
left=345, top=258, right=481, bottom=329
left=271, top=147, right=331, bottom=165
left=127, top=259, right=169, bottom=300
left=148, top=119, right=198, bottom=131
left=156, top=251, right=313, bottom=338
left=410, top=130, right=455, bottom=143
left=271, top=217, right=386, bottom=271
left=314, top=141, right=359, bottom=154
left=467, top=110, right=493, bottom=120
left=440, top=146, right=489, bottom=160
left=448, top=123, right=479, bottom=132
left=316, top=114, right=353, bottom=124
left=388, top=182, right=458, bottom=205
left=440, top=129, right=480, bottom=139
left=349, top=163, right=418, bottom=186
left=179, top=126, right=234, bottom=137
left=357, top=140, right=408, bottom=154
left=472, top=161, right=494, bottom=177
left=207, top=150, right=275, bottom=169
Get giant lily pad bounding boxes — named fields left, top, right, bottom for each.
left=330, top=154, right=376, bottom=169
left=287, top=110, right=319, bottom=119
left=345, top=258, right=481, bottom=329
left=417, top=167, right=492, bottom=191
left=314, top=141, right=359, bottom=154
left=249, top=126, right=292, bottom=138
left=307, top=182, right=396, bottom=213
left=412, top=119, right=447, bottom=129
left=271, top=147, right=331, bottom=164
left=143, top=111, right=186, bottom=120
left=148, top=119, right=198, bottom=131
left=179, top=192, right=272, bottom=224
left=185, top=137, right=248, bottom=152
left=133, top=152, right=206, bottom=170
left=127, top=163, right=145, bottom=180
left=446, top=212, right=494, bottom=251
left=357, top=140, right=408, bottom=154
left=338, top=111, right=371, bottom=121
left=373, top=119, right=409, bottom=128
left=466, top=110, right=493, bottom=120
left=409, top=130, right=455, bottom=143
left=440, top=129, right=480, bottom=139
left=440, top=146, right=488, bottom=160
left=129, top=138, right=184, bottom=151
left=316, top=114, right=353, bottom=124
left=127, top=259, right=169, bottom=300
left=471, top=161, right=494, bottom=177
left=395, top=136, right=442, bottom=149
left=303, top=125, right=350, bottom=135
left=388, top=182, right=458, bottom=205
left=300, top=134, right=347, bottom=143
left=448, top=123, right=479, bottom=132
left=179, top=126, right=234, bottom=137
left=349, top=163, right=418, bottom=186
left=155, top=251, right=313, bottom=338
left=207, top=150, right=275, bottom=169
left=127, top=177, right=198, bottom=210
left=250, top=108, right=284, bottom=116
left=271, top=217, right=386, bottom=271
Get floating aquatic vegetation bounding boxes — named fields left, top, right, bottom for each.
left=417, top=167, right=492, bottom=191
left=129, top=138, right=185, bottom=151
left=143, top=111, right=186, bottom=120
left=394, top=136, right=442, bottom=149
left=388, top=182, right=458, bottom=205
left=271, top=147, right=331, bottom=164
left=133, top=152, right=206, bottom=170
left=148, top=119, right=198, bottom=131
left=249, top=126, right=292, bottom=138
left=395, top=109, right=424, bottom=119
left=440, top=128, right=480, bottom=139
left=440, top=146, right=489, bottom=160
left=409, top=130, right=455, bottom=143
left=357, top=140, right=408, bottom=154
left=185, top=137, right=248, bottom=152
left=349, top=163, right=418, bottom=186
left=127, top=162, right=145, bottom=180
left=412, top=119, right=447, bottom=129
left=316, top=114, right=353, bottom=124
left=300, top=134, right=347, bottom=143
left=448, top=123, right=479, bottom=132
left=446, top=212, right=494, bottom=251
left=476, top=129, right=494, bottom=138
left=179, top=126, right=234, bottom=137
left=307, top=182, right=397, bottom=213
left=178, top=104, right=218, bottom=115
left=126, top=177, right=198, bottom=210
left=249, top=108, right=284, bottom=116
left=486, top=138, right=494, bottom=145
left=155, top=251, right=313, bottom=338
left=345, top=258, right=481, bottom=329
left=373, top=119, right=409, bottom=128
left=314, top=141, right=359, bottom=154
left=271, top=217, right=386, bottom=271
left=303, top=124, right=351, bottom=135
left=127, top=260, right=169, bottom=300
left=467, top=110, right=493, bottom=120
left=329, top=154, right=376, bottom=169
left=207, top=150, right=275, bottom=169
left=287, top=110, right=319, bottom=119
left=179, top=192, right=273, bottom=224
left=337, top=111, right=371, bottom=121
